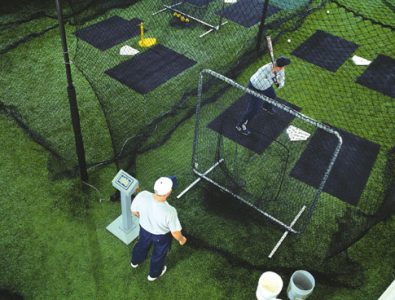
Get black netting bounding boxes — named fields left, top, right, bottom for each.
left=1, top=0, right=395, bottom=289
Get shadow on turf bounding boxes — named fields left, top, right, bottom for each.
left=178, top=230, right=364, bottom=289
left=174, top=187, right=365, bottom=289
left=0, top=289, right=24, bottom=300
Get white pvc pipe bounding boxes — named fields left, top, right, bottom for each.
left=268, top=205, right=306, bottom=258
left=176, top=159, right=224, bottom=199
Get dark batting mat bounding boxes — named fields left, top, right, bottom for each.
left=356, top=54, right=395, bottom=98
left=217, top=0, right=280, bottom=28
left=292, top=30, right=358, bottom=72
left=105, top=44, right=196, bottom=94
left=75, top=16, right=143, bottom=51
left=207, top=95, right=301, bottom=154
left=290, top=127, right=380, bottom=205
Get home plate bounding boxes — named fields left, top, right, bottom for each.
left=352, top=55, right=371, bottom=66
left=286, top=125, right=311, bottom=141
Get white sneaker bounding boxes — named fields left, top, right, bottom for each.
left=235, top=123, right=251, bottom=136
left=130, top=262, right=139, bottom=268
left=147, top=265, right=167, bottom=281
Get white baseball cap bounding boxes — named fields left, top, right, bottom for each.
left=154, top=177, right=173, bottom=196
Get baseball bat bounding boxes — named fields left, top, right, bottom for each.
left=266, top=35, right=275, bottom=66
left=266, top=35, right=280, bottom=85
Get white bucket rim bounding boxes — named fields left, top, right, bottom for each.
left=290, top=270, right=315, bottom=292
left=258, top=271, right=284, bottom=296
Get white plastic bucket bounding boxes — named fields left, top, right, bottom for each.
left=287, top=270, right=315, bottom=300
left=256, top=271, right=283, bottom=300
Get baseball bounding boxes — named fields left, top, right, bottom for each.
left=326, top=10, right=330, bottom=14
left=287, top=39, right=291, bottom=43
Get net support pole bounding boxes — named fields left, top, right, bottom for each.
left=256, top=0, right=270, bottom=53
left=55, top=0, right=88, bottom=182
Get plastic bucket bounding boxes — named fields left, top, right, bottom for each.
left=287, top=270, right=315, bottom=300
left=256, top=271, right=283, bottom=300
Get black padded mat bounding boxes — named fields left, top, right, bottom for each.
left=292, top=30, right=358, bottom=72
left=356, top=55, right=395, bottom=98
left=290, top=127, right=380, bottom=205
left=75, top=16, right=143, bottom=51
left=105, top=44, right=196, bottom=94
left=217, top=0, right=280, bottom=28
left=207, top=95, right=301, bottom=154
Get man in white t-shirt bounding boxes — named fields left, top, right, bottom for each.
left=130, top=176, right=187, bottom=281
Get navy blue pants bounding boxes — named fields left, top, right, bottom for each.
left=238, top=81, right=276, bottom=126
left=131, top=226, right=172, bottom=278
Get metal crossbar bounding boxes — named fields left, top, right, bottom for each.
left=153, top=1, right=227, bottom=36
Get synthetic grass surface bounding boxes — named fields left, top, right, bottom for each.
left=0, top=25, right=114, bottom=166
left=1, top=0, right=394, bottom=299
left=1, top=111, right=394, bottom=299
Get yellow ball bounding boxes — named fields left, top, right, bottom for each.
left=180, top=16, right=185, bottom=22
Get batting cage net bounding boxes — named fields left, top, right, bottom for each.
left=157, top=0, right=227, bottom=34
left=192, top=69, right=342, bottom=236
left=1, top=0, right=394, bottom=287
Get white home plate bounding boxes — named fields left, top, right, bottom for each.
left=351, top=55, right=371, bottom=66
left=120, top=45, right=139, bottom=56
left=286, top=125, right=311, bottom=141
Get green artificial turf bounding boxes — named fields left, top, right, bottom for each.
left=0, top=0, right=55, bottom=25
left=72, top=0, right=263, bottom=153
left=0, top=23, right=114, bottom=167
left=1, top=0, right=394, bottom=299
left=334, top=0, right=395, bottom=27
left=0, top=17, right=57, bottom=54
left=1, top=105, right=394, bottom=299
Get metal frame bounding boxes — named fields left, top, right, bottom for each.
left=153, top=1, right=227, bottom=37
left=179, top=69, right=343, bottom=256
left=195, top=69, right=343, bottom=227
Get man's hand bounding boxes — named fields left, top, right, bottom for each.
left=172, top=231, right=187, bottom=245
left=179, top=236, right=187, bottom=246
left=273, top=73, right=281, bottom=87
left=272, top=71, right=278, bottom=84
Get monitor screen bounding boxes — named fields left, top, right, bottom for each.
left=116, top=174, right=134, bottom=190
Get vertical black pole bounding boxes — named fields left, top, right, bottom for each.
left=55, top=0, right=89, bottom=182
left=256, top=0, right=270, bottom=53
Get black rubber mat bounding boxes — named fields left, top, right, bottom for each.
left=207, top=95, right=301, bottom=154
left=75, top=16, right=143, bottom=51
left=105, top=44, right=196, bottom=94
left=217, top=0, right=280, bottom=28
left=292, top=30, right=358, bottom=72
left=290, top=127, right=380, bottom=205
left=357, top=54, right=395, bottom=98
